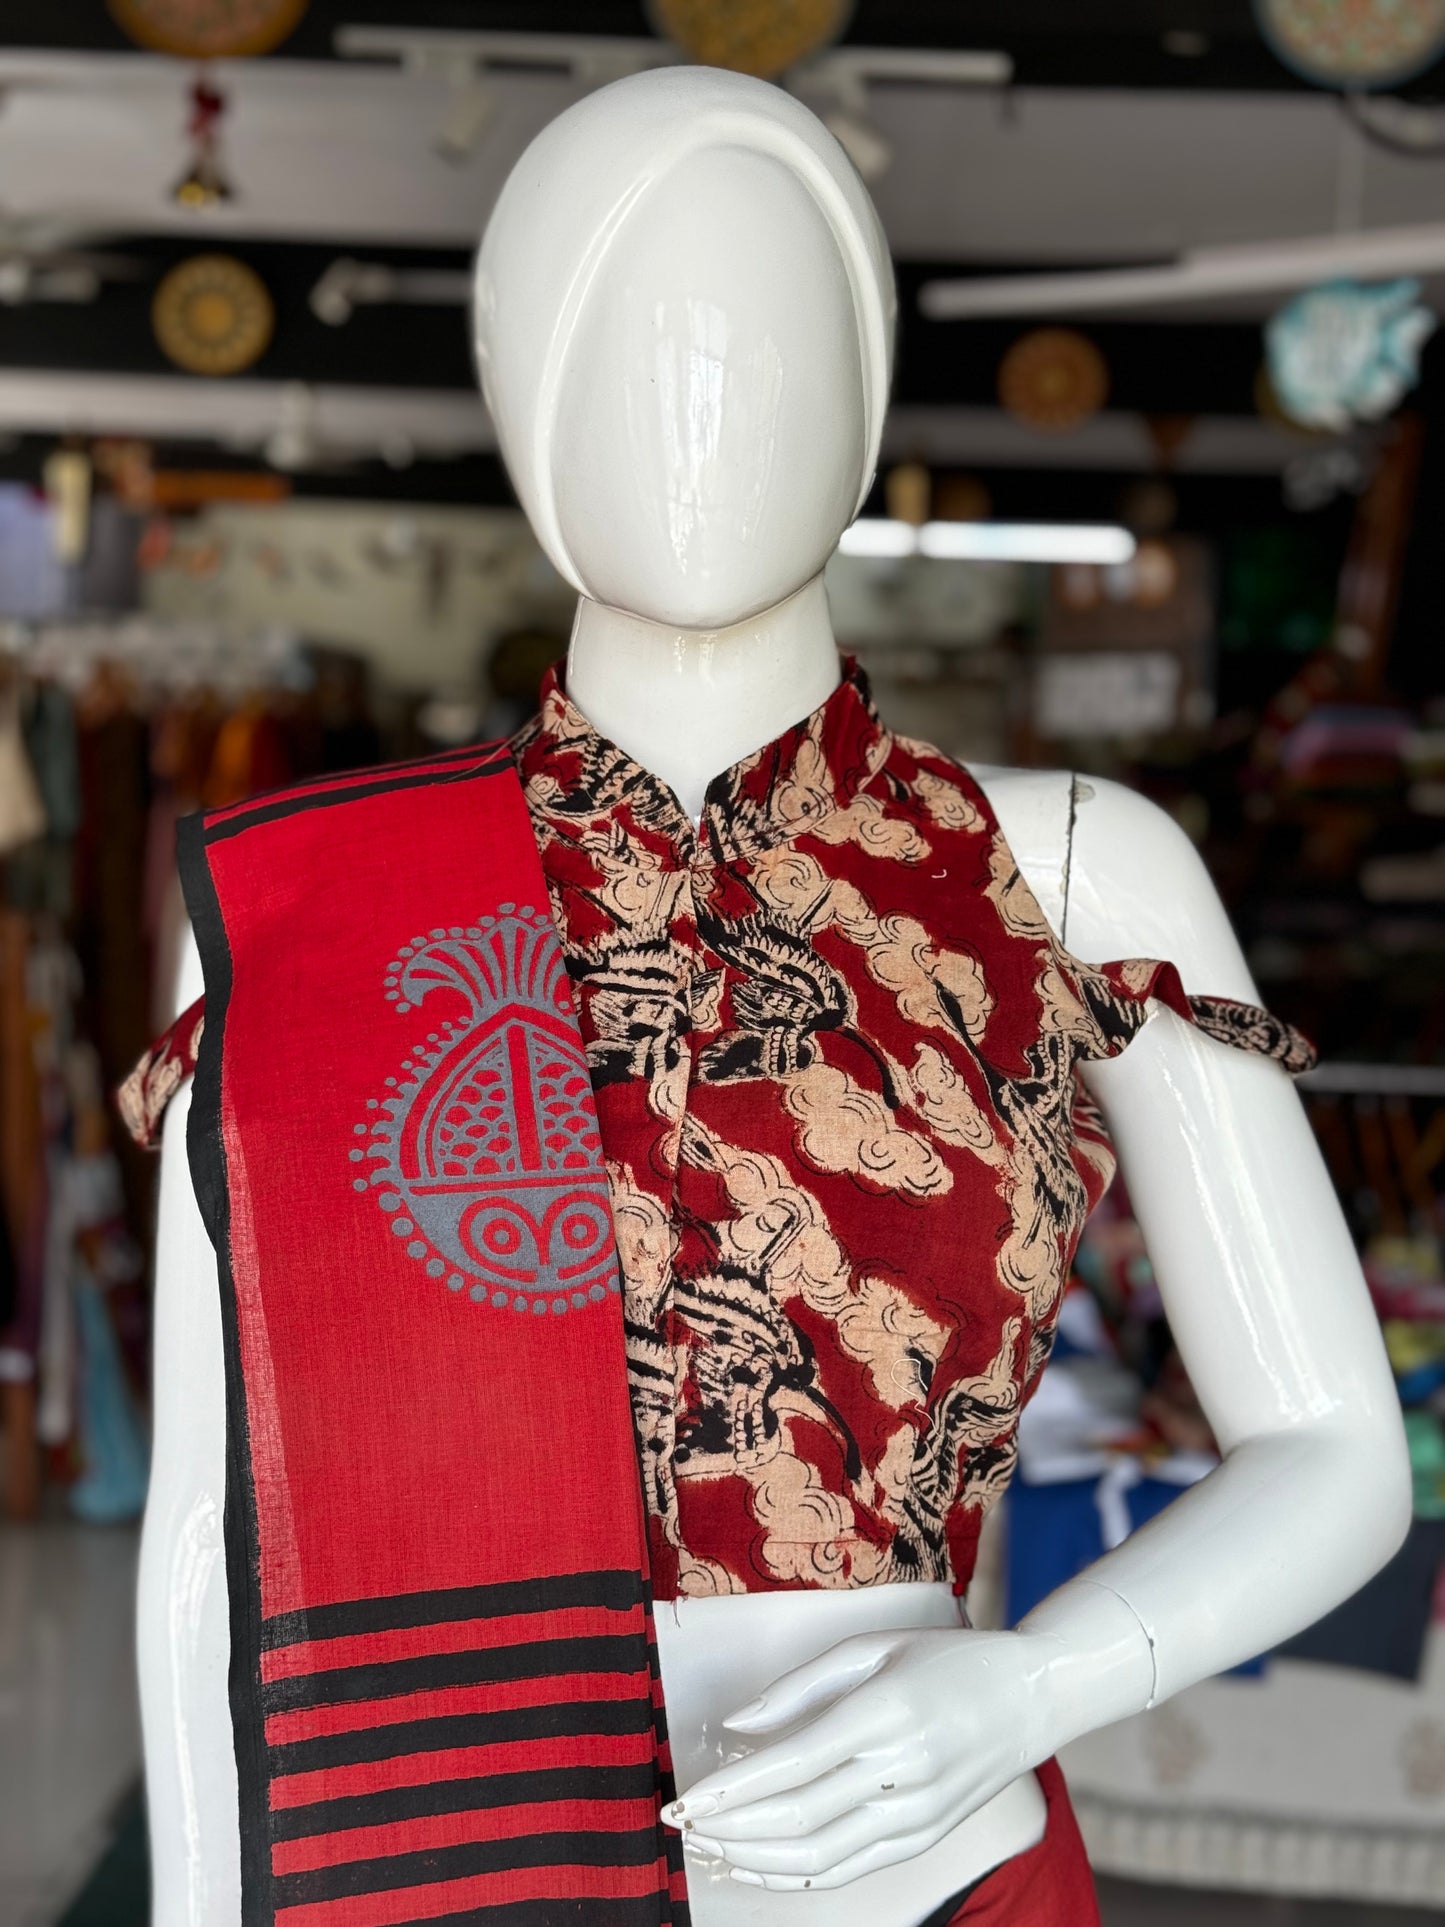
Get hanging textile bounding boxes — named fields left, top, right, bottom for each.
left=141, top=741, right=687, bottom=1927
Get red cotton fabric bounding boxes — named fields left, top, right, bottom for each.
left=512, top=659, right=1314, bottom=1602
left=943, top=1760, right=1099, bottom=1925
left=159, top=742, right=689, bottom=1927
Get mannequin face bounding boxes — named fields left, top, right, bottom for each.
left=475, top=68, right=894, bottom=633
left=543, top=149, right=868, bottom=631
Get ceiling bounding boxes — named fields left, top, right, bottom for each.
left=4, top=50, right=1445, bottom=269
left=13, top=1, right=1445, bottom=93
left=4, top=9, right=1445, bottom=491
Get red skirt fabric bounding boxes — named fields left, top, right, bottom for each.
left=947, top=1760, right=1098, bottom=1926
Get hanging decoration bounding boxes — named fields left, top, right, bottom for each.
left=42, top=449, right=93, bottom=566
left=108, top=0, right=309, bottom=59
left=883, top=461, right=931, bottom=526
left=1254, top=0, right=1445, bottom=90
left=1265, top=278, right=1435, bottom=430
left=152, top=254, right=275, bottom=377
left=998, top=328, right=1110, bottom=433
left=172, top=72, right=232, bottom=209
left=648, top=0, right=853, bottom=79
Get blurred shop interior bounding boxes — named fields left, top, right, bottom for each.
left=3, top=4, right=1445, bottom=1925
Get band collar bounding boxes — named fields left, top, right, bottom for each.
left=514, top=655, right=891, bottom=866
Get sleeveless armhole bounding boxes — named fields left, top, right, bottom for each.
left=116, top=994, right=205, bottom=1149
left=962, top=764, right=1317, bottom=1080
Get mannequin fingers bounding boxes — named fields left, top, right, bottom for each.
left=664, top=1706, right=859, bottom=1823
left=682, top=1757, right=884, bottom=1842
left=701, top=1788, right=940, bottom=1875
left=703, top=1805, right=886, bottom=1879
left=725, top=1817, right=955, bottom=1892
left=720, top=1633, right=890, bottom=1733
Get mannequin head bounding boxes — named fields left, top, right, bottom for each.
left=474, top=67, right=896, bottom=630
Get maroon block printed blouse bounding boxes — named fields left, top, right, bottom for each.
left=513, top=662, right=1311, bottom=1600
left=126, top=660, right=1312, bottom=1605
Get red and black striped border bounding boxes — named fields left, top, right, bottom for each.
left=180, top=746, right=687, bottom=1926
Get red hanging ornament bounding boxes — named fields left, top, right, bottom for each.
left=173, top=70, right=233, bottom=209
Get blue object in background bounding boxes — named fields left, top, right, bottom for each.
left=1005, top=1474, right=1270, bottom=1677
left=1266, top=279, right=1435, bottom=432
left=69, top=1274, right=150, bottom=1527
left=0, top=485, right=70, bottom=619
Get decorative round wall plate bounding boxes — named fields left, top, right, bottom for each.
left=649, top=0, right=853, bottom=78
left=108, top=0, right=309, bottom=59
left=998, top=328, right=1109, bottom=433
left=153, top=255, right=275, bottom=377
left=1254, top=0, right=1445, bottom=90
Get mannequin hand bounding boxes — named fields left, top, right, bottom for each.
left=661, top=1626, right=1071, bottom=1893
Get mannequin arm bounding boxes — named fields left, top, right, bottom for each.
left=665, top=779, right=1411, bottom=1891
left=1034, top=776, right=1409, bottom=1695
left=135, top=925, right=242, bottom=1926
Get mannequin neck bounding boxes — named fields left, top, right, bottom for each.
left=565, top=574, right=841, bottom=821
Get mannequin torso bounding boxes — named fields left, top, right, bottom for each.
left=137, top=65, right=1410, bottom=1927
left=568, top=585, right=1055, bottom=1922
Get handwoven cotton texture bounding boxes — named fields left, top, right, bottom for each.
left=512, top=659, right=1314, bottom=1602
left=171, top=743, right=688, bottom=1927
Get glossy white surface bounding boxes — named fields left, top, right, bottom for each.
left=654, top=1588, right=1052, bottom=1922
left=474, top=66, right=894, bottom=618
left=142, top=64, right=1410, bottom=1927
left=550, top=148, right=864, bottom=628
left=138, top=939, right=242, bottom=1927
left=566, top=578, right=842, bottom=823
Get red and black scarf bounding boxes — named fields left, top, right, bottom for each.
left=172, top=744, right=688, bottom=1927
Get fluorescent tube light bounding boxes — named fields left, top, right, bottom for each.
left=920, top=221, right=1445, bottom=321
left=921, top=521, right=1136, bottom=563
left=836, top=517, right=920, bottom=557
left=838, top=519, right=1137, bottom=565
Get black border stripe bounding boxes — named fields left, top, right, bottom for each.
left=178, top=810, right=274, bottom=1927
left=268, top=1696, right=653, bottom=1778
left=262, top=1569, right=643, bottom=1652
left=205, top=755, right=513, bottom=844
left=270, top=1762, right=656, bottom=1844
left=917, top=1873, right=989, bottom=1927
left=179, top=751, right=685, bottom=1925
left=203, top=737, right=506, bottom=832
left=262, top=1634, right=647, bottom=1716
left=272, top=1827, right=665, bottom=1908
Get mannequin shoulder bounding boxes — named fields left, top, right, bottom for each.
left=964, top=763, right=1257, bottom=999
left=963, top=763, right=1074, bottom=934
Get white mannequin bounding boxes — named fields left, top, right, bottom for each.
left=138, top=67, right=1411, bottom=1927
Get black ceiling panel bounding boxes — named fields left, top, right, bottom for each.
left=0, top=239, right=1274, bottom=418
left=8, top=1, right=1445, bottom=94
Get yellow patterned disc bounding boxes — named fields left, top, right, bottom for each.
left=108, top=0, right=309, bottom=60
left=650, top=0, right=852, bottom=78
left=153, top=255, right=275, bottom=378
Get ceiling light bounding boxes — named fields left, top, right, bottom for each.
left=794, top=45, right=1012, bottom=186
left=838, top=519, right=1137, bottom=565
left=309, top=259, right=472, bottom=326
left=334, top=26, right=676, bottom=89
left=921, top=521, right=1136, bottom=563
left=837, top=518, right=919, bottom=558
left=435, top=69, right=496, bottom=164
left=921, top=221, right=1445, bottom=321
left=823, top=108, right=893, bottom=182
